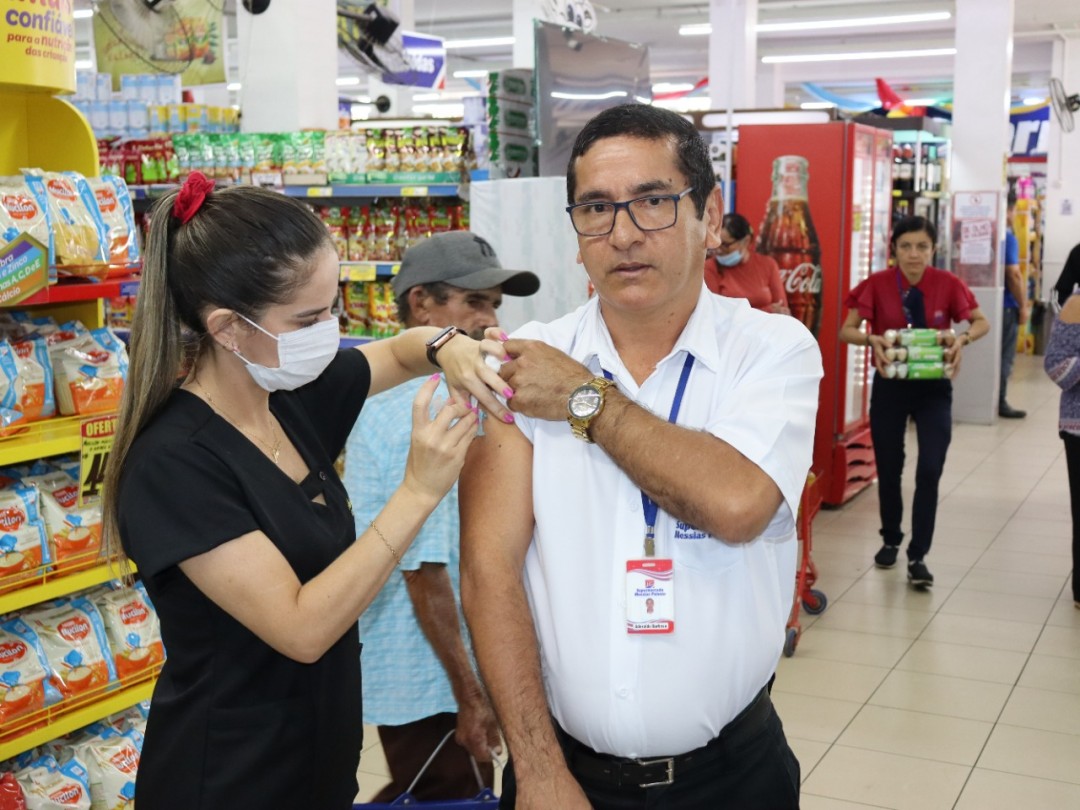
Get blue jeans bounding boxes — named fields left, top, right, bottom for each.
left=1001, top=306, right=1020, bottom=406
left=870, top=375, right=953, bottom=562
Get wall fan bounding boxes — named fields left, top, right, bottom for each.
left=1050, top=77, right=1080, bottom=134
left=542, top=0, right=597, bottom=34
left=91, top=0, right=221, bottom=75
left=337, top=2, right=410, bottom=77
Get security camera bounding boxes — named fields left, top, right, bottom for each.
left=374, top=95, right=392, bottom=113
left=242, top=0, right=271, bottom=13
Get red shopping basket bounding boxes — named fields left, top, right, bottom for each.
left=354, top=731, right=499, bottom=809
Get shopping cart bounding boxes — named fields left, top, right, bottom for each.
left=783, top=472, right=827, bottom=657
left=354, top=730, right=498, bottom=809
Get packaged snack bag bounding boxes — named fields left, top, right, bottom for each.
left=8, top=338, right=55, bottom=422
left=0, top=619, right=57, bottom=730
left=15, top=755, right=91, bottom=810
left=0, top=484, right=50, bottom=594
left=23, top=599, right=116, bottom=700
left=0, top=771, right=25, bottom=809
left=92, top=583, right=164, bottom=680
left=0, top=345, right=25, bottom=440
left=47, top=328, right=128, bottom=417
left=71, top=728, right=139, bottom=810
left=20, top=171, right=109, bottom=271
left=82, top=176, right=140, bottom=269
left=0, top=179, right=50, bottom=258
left=18, top=470, right=100, bottom=575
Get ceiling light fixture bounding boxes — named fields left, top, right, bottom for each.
left=444, top=36, right=515, bottom=50
left=800, top=101, right=836, bottom=109
left=762, top=47, right=956, bottom=64
left=551, top=90, right=628, bottom=100
left=335, top=76, right=362, bottom=86
left=73, top=9, right=94, bottom=19
left=74, top=59, right=93, bottom=70
left=652, top=82, right=696, bottom=94
left=227, top=82, right=242, bottom=91
left=681, top=11, right=952, bottom=36
left=453, top=69, right=491, bottom=78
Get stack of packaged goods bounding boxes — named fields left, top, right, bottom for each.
left=483, top=69, right=536, bottom=179
left=0, top=171, right=140, bottom=281
left=314, top=200, right=467, bottom=339
left=363, top=126, right=475, bottom=184
left=879, top=328, right=958, bottom=379
left=0, top=577, right=160, bottom=808
left=0, top=314, right=129, bottom=439
left=98, top=137, right=179, bottom=187
left=73, top=70, right=238, bottom=142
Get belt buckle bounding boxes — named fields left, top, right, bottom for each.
left=634, top=756, right=674, bottom=788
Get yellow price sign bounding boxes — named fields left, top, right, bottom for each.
left=80, top=416, right=118, bottom=507
left=400, top=186, right=429, bottom=197
left=306, top=187, right=334, bottom=197
left=340, top=263, right=377, bottom=282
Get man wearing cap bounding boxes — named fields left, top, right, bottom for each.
left=343, top=230, right=540, bottom=801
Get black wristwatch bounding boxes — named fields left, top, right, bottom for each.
left=425, top=326, right=467, bottom=368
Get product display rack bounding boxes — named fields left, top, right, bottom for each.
left=0, top=75, right=156, bottom=762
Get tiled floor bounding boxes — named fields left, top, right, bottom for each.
left=354, top=352, right=1080, bottom=809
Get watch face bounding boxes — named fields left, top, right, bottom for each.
left=569, top=385, right=602, bottom=419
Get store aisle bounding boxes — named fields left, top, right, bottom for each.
left=355, top=353, right=1079, bottom=809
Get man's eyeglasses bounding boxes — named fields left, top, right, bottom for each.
left=565, top=188, right=694, bottom=237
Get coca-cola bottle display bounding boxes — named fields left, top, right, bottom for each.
left=757, top=155, right=823, bottom=336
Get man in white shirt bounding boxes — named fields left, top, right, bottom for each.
left=459, top=104, right=822, bottom=809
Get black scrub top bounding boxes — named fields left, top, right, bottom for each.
left=118, top=350, right=371, bottom=810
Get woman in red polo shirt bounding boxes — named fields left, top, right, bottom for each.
left=704, top=213, right=790, bottom=314
left=839, top=216, right=989, bottom=588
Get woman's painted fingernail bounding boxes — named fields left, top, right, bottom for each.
left=503, top=413, right=515, bottom=423
left=503, top=354, right=512, bottom=362
left=429, top=373, right=441, bottom=381
left=499, top=331, right=509, bottom=341
left=503, top=387, right=514, bottom=398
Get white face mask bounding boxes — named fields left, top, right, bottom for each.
left=235, top=315, right=340, bottom=392
left=716, top=250, right=743, bottom=267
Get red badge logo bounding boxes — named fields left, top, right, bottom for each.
left=120, top=602, right=149, bottom=625
left=0, top=641, right=27, bottom=664
left=49, top=785, right=83, bottom=804
left=53, top=486, right=79, bottom=509
left=0, top=507, right=25, bottom=532
left=57, top=616, right=91, bottom=642
left=94, top=186, right=118, bottom=213
left=1, top=194, right=38, bottom=220
left=110, top=746, right=139, bottom=774
left=46, top=178, right=77, bottom=201
left=645, top=579, right=654, bottom=589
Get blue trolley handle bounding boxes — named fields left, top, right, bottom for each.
left=404, top=730, right=486, bottom=797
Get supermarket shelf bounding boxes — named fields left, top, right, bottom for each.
left=129, top=183, right=461, bottom=201
left=0, top=413, right=97, bottom=465
left=0, top=559, right=134, bottom=616
left=891, top=189, right=944, bottom=199
left=0, top=671, right=157, bottom=761
left=339, top=261, right=399, bottom=282
left=12, top=275, right=141, bottom=307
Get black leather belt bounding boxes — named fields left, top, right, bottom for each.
left=556, top=687, right=772, bottom=789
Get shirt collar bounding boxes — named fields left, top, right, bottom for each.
left=569, top=284, right=722, bottom=379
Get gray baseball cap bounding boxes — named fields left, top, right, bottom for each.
left=391, top=231, right=540, bottom=298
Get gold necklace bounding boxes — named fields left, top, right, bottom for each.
left=192, top=380, right=282, bottom=464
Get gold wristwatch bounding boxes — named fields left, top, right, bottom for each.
left=567, top=377, right=616, bottom=442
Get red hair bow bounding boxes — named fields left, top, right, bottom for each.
left=172, top=171, right=215, bottom=224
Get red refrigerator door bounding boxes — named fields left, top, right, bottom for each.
left=737, top=122, right=880, bottom=505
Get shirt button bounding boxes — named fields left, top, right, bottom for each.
left=318, top=471, right=328, bottom=480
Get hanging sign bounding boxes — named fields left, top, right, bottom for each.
left=951, top=191, right=1000, bottom=288
left=0, top=0, right=76, bottom=93
left=382, top=31, right=445, bottom=90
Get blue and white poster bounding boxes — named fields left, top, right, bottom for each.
left=1009, top=104, right=1050, bottom=156
left=382, top=31, right=445, bottom=90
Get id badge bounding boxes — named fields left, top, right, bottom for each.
left=626, top=558, right=674, bottom=634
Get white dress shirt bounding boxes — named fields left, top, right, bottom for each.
left=512, top=285, right=822, bottom=757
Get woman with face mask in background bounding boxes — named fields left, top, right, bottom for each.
left=704, top=212, right=791, bottom=314
left=101, top=173, right=514, bottom=809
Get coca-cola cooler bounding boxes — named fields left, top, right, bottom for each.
left=737, top=122, right=894, bottom=506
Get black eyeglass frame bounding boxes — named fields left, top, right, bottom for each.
left=565, top=187, right=695, bottom=237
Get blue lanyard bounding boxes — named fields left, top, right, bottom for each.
left=603, top=353, right=694, bottom=556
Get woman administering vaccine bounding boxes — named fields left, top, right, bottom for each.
left=704, top=212, right=790, bottom=314
left=101, top=173, right=512, bottom=809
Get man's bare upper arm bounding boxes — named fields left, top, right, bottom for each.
left=459, top=415, right=534, bottom=576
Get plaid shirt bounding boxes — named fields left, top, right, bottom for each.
left=344, top=377, right=464, bottom=725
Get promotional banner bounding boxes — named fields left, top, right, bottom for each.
left=0, top=0, right=76, bottom=93
left=382, top=31, right=445, bottom=90
left=1009, top=103, right=1050, bottom=157
left=93, top=0, right=224, bottom=90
